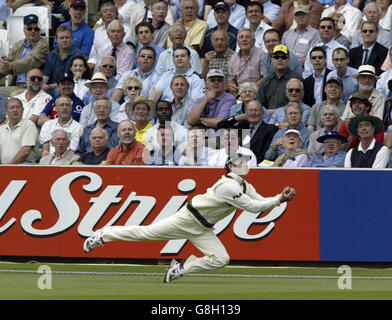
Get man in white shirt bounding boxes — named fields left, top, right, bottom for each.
left=14, top=68, right=52, bottom=126
left=83, top=152, right=296, bottom=283
left=39, top=95, right=83, bottom=157
left=321, top=0, right=362, bottom=42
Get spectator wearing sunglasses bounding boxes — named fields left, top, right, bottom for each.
left=116, top=76, right=143, bottom=123
left=13, top=68, right=52, bottom=126
left=256, top=44, right=303, bottom=113
left=303, top=17, right=346, bottom=78
left=348, top=21, right=389, bottom=76
left=0, top=14, right=49, bottom=98
left=112, top=46, right=159, bottom=104
left=321, top=0, right=362, bottom=42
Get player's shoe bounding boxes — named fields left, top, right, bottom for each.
left=83, top=229, right=104, bottom=253
left=164, top=259, right=183, bottom=283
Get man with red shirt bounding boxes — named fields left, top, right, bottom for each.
left=105, top=120, right=146, bottom=165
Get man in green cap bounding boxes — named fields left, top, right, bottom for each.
left=339, top=91, right=384, bottom=151
left=344, top=115, right=390, bottom=168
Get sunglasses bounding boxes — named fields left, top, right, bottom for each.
left=311, top=55, right=325, bottom=60
left=361, top=29, right=375, bottom=33
left=102, top=64, right=114, bottom=68
left=272, top=55, right=288, bottom=60
left=287, top=88, right=301, bottom=93
left=127, top=86, right=140, bottom=91
left=139, top=54, right=154, bottom=59
left=26, top=27, right=40, bottom=32
left=320, top=25, right=333, bottom=30
left=30, top=75, right=43, bottom=82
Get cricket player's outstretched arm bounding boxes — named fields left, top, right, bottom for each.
left=215, top=183, right=296, bottom=213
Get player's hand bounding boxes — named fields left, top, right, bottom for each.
left=279, top=186, right=296, bottom=203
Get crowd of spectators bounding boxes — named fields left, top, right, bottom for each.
left=0, top=0, right=391, bottom=168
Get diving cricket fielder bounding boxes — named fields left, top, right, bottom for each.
left=83, top=153, right=296, bottom=282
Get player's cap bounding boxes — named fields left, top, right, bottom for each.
left=207, top=69, right=225, bottom=79
left=214, top=2, right=230, bottom=11
left=71, top=0, right=86, bottom=9
left=225, top=153, right=251, bottom=166
left=316, top=130, right=347, bottom=143
left=294, top=5, right=309, bottom=15
left=326, top=77, right=343, bottom=88
left=57, top=72, right=74, bottom=83
left=24, top=14, right=39, bottom=26
left=272, top=44, right=289, bottom=55
left=284, top=129, right=301, bottom=137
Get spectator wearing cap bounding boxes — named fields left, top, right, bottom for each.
left=39, top=95, right=83, bottom=157
left=53, top=0, right=94, bottom=58
left=149, top=46, right=205, bottom=103
left=281, top=6, right=320, bottom=66
left=344, top=115, right=390, bottom=168
left=307, top=77, right=345, bottom=131
left=348, top=21, right=389, bottom=76
left=79, top=72, right=121, bottom=128
left=264, top=101, right=312, bottom=161
left=326, top=47, right=359, bottom=103
left=187, top=69, right=237, bottom=130
left=201, top=29, right=235, bottom=82
left=167, top=0, right=208, bottom=52
left=305, top=130, right=347, bottom=167
left=38, top=72, right=85, bottom=126
left=272, top=0, right=324, bottom=33
left=13, top=68, right=52, bottom=126
left=340, top=91, right=385, bottom=151
left=155, top=23, right=202, bottom=75
left=199, top=2, right=238, bottom=60
left=227, top=28, right=264, bottom=95
left=42, top=25, right=84, bottom=95
left=341, top=65, right=386, bottom=121
left=272, top=129, right=310, bottom=167
left=303, top=46, right=332, bottom=107
left=206, top=0, right=246, bottom=30
left=256, top=44, right=303, bottom=112
left=307, top=104, right=341, bottom=156
left=0, top=14, right=49, bottom=98
left=261, top=29, right=303, bottom=79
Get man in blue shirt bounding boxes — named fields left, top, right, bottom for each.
left=304, top=130, right=347, bottom=167
left=43, top=25, right=84, bottom=94
left=53, top=0, right=94, bottom=57
left=200, top=2, right=239, bottom=59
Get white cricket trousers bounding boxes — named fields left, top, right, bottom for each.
left=100, top=206, right=230, bottom=274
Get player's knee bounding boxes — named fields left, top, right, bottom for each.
left=214, top=253, right=230, bottom=268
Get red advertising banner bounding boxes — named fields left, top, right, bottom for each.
left=0, top=166, right=320, bottom=261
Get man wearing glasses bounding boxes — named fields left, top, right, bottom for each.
left=303, top=17, right=346, bottom=78
left=112, top=46, right=159, bottom=103
left=257, top=44, right=303, bottom=112
left=0, top=14, right=49, bottom=97
left=348, top=21, right=388, bottom=76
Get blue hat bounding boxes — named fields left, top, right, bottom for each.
left=24, top=14, right=39, bottom=26
left=316, top=131, right=347, bottom=143
left=57, top=72, right=74, bottom=83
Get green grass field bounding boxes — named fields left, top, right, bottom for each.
left=1, top=261, right=392, bottom=301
